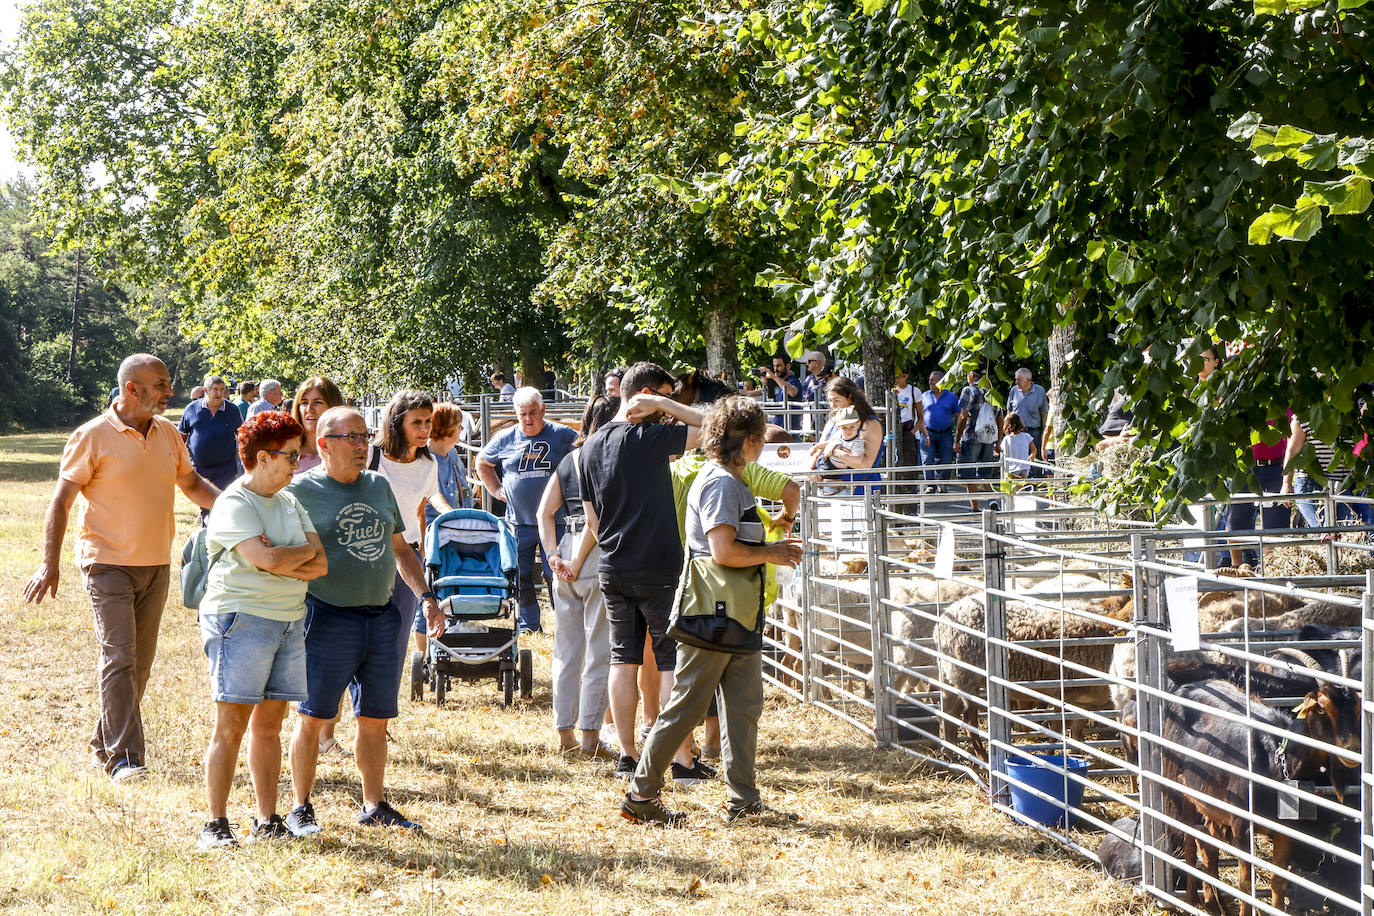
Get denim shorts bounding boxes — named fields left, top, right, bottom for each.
left=200, top=611, right=308, bottom=704
left=299, top=595, right=408, bottom=720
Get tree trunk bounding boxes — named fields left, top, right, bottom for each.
left=518, top=336, right=545, bottom=395
left=702, top=299, right=739, bottom=386
left=1045, top=292, right=1080, bottom=457
left=66, top=248, right=82, bottom=383
left=861, top=332, right=891, bottom=405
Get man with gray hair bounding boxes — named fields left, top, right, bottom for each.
left=287, top=406, right=441, bottom=833
left=179, top=374, right=243, bottom=520
left=247, top=379, right=285, bottom=417
left=1007, top=368, right=1050, bottom=477
left=478, top=387, right=577, bottom=633
left=24, top=354, right=220, bottom=783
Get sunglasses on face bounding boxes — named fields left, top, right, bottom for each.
left=266, top=449, right=302, bottom=465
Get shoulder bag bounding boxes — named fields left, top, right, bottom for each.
left=667, top=555, right=767, bottom=654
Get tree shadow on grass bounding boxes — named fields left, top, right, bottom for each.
left=0, top=430, right=72, bottom=482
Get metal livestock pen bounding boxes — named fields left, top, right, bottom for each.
left=768, top=473, right=1374, bottom=915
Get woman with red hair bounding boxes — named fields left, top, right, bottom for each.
left=196, top=412, right=328, bottom=848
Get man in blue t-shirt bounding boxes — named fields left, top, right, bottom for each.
left=477, top=387, right=577, bottom=633
left=920, top=370, right=961, bottom=487
left=178, top=375, right=243, bottom=519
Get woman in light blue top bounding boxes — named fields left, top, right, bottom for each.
left=197, top=412, right=328, bottom=849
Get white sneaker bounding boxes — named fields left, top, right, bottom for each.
left=110, top=760, right=148, bottom=784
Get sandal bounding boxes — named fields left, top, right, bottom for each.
left=580, top=742, right=618, bottom=760
left=318, top=737, right=353, bottom=758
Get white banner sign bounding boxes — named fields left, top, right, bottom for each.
left=933, top=523, right=955, bottom=580
left=1164, top=576, right=1201, bottom=651
left=758, top=442, right=814, bottom=475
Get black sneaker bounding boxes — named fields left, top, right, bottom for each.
left=197, top=817, right=239, bottom=849
left=614, top=754, right=638, bottom=779
left=620, top=792, right=686, bottom=825
left=284, top=801, right=321, bottom=837
left=359, top=799, right=422, bottom=832
left=723, top=800, right=800, bottom=824
left=671, top=757, right=717, bottom=788
left=250, top=813, right=290, bottom=841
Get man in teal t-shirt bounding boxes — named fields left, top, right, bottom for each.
left=284, top=407, right=442, bottom=835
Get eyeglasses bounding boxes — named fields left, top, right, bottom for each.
left=266, top=449, right=302, bottom=465
left=323, top=433, right=370, bottom=446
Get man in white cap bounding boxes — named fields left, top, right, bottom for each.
left=799, top=350, right=834, bottom=438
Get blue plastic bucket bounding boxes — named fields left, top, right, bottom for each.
left=1004, top=754, right=1090, bottom=828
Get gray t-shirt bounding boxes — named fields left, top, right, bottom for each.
left=1007, top=382, right=1049, bottom=429
left=287, top=467, right=405, bottom=608
left=686, top=462, right=766, bottom=559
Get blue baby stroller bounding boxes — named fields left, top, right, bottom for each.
left=410, top=508, right=533, bottom=707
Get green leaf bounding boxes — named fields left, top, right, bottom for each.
left=1086, top=240, right=1107, bottom=262
left=1226, top=112, right=1261, bottom=142
left=1253, top=0, right=1287, bottom=14
left=860, top=0, right=886, bottom=15
left=1338, top=0, right=1373, bottom=8
left=1304, top=177, right=1373, bottom=215
left=1338, top=140, right=1374, bottom=179
left=1106, top=249, right=1138, bottom=283
left=1249, top=199, right=1322, bottom=244
left=1293, top=133, right=1340, bottom=171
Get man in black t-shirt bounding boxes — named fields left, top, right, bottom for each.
left=579, top=361, right=706, bottom=778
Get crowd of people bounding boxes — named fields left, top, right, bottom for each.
left=22, top=354, right=814, bottom=848
left=22, top=346, right=1369, bottom=850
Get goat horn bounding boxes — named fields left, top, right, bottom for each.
left=1339, top=648, right=1352, bottom=680
left=1269, top=647, right=1324, bottom=671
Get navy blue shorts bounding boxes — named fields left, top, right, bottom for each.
left=299, top=595, right=408, bottom=720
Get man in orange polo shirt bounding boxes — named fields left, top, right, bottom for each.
left=23, top=354, right=220, bottom=783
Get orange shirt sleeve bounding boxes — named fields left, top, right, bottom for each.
left=59, top=425, right=96, bottom=487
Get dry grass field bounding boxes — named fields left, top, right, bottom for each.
left=0, top=425, right=1158, bottom=915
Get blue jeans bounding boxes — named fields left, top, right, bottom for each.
left=1292, top=472, right=1324, bottom=528
left=200, top=611, right=307, bottom=704
left=516, top=522, right=560, bottom=632
left=299, top=596, right=408, bottom=720
left=922, top=428, right=955, bottom=483
left=1294, top=473, right=1366, bottom=528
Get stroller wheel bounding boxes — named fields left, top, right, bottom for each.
left=518, top=649, right=533, bottom=700
left=435, top=672, right=447, bottom=706
left=409, top=651, right=425, bottom=702
left=501, top=668, right=514, bottom=708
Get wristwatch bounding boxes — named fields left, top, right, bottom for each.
left=420, top=590, right=438, bottom=602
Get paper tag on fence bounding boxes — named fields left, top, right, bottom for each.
left=1164, top=576, right=1201, bottom=651
left=933, top=523, right=955, bottom=580
left=821, top=499, right=865, bottom=550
